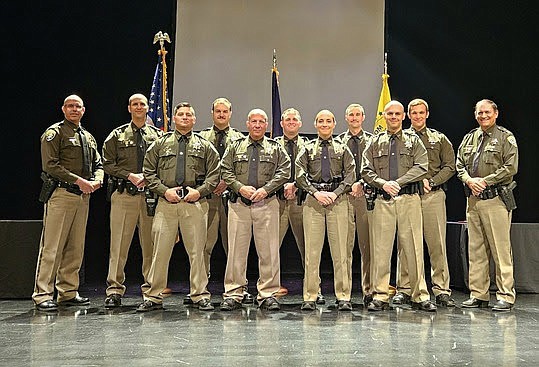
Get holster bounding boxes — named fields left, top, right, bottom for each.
left=363, top=184, right=377, bottom=211
left=145, top=188, right=157, bottom=216
left=499, top=181, right=517, bottom=211
left=106, top=177, right=117, bottom=202
left=117, top=178, right=126, bottom=194
left=221, top=190, right=230, bottom=215
left=297, top=188, right=307, bottom=206
left=39, top=172, right=58, bottom=203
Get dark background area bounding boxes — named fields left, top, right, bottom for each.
left=1, top=1, right=536, bottom=286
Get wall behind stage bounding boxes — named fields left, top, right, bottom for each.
left=1, top=1, right=537, bottom=283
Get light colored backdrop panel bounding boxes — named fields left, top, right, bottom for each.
left=174, top=0, right=385, bottom=134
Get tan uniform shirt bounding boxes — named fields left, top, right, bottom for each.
left=41, top=119, right=104, bottom=183
left=143, top=131, right=220, bottom=197
left=198, top=126, right=244, bottom=156
left=221, top=136, right=291, bottom=195
left=406, top=127, right=455, bottom=186
left=337, top=129, right=373, bottom=181
left=102, top=122, right=163, bottom=178
left=361, top=129, right=428, bottom=188
left=274, top=135, right=309, bottom=182
left=456, top=124, right=518, bottom=186
left=296, top=137, right=356, bottom=196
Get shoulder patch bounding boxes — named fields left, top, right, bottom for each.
left=45, top=129, right=57, bottom=142
left=507, top=135, right=517, bottom=147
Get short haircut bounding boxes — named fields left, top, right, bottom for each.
left=173, top=102, right=196, bottom=116
left=475, top=99, right=498, bottom=112
left=407, top=98, right=429, bottom=113
left=247, top=108, right=268, bottom=121
left=281, top=108, right=302, bottom=121
left=345, top=103, right=365, bottom=116
left=211, top=97, right=232, bottom=111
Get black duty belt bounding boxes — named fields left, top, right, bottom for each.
left=58, top=181, right=83, bottom=195
left=465, top=184, right=500, bottom=200
left=376, top=182, right=421, bottom=200
left=312, top=181, right=342, bottom=192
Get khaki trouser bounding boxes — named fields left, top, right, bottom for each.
left=370, top=194, right=430, bottom=303
left=106, top=191, right=153, bottom=296
left=33, top=188, right=89, bottom=304
left=224, top=196, right=280, bottom=303
left=346, top=193, right=371, bottom=296
left=466, top=196, right=515, bottom=303
left=203, top=194, right=228, bottom=277
left=303, top=195, right=351, bottom=302
left=143, top=198, right=210, bottom=304
left=396, top=189, right=451, bottom=296
left=278, top=197, right=305, bottom=266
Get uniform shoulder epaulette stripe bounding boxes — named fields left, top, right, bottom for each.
left=193, top=131, right=210, bottom=142
left=496, top=125, right=510, bottom=133
left=147, top=124, right=162, bottom=132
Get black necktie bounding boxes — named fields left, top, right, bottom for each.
left=321, top=140, right=331, bottom=183
left=286, top=139, right=296, bottom=182
left=471, top=132, right=487, bottom=177
left=248, top=142, right=260, bottom=187
left=215, top=130, right=226, bottom=158
left=77, top=127, right=91, bottom=178
left=350, top=136, right=361, bottom=180
left=135, top=128, right=146, bottom=172
left=176, top=135, right=187, bottom=186
left=389, top=134, right=398, bottom=181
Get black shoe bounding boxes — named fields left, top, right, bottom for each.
left=136, top=300, right=163, bottom=312
left=36, top=300, right=58, bottom=311
left=392, top=292, right=411, bottom=305
left=242, top=292, right=254, bottom=304
left=411, top=300, right=437, bottom=312
left=316, top=293, right=326, bottom=305
left=368, top=299, right=390, bottom=311
left=461, top=297, right=489, bottom=308
left=492, top=299, right=513, bottom=312
left=301, top=301, right=316, bottom=311
left=183, top=295, right=193, bottom=305
left=220, top=298, right=242, bottom=311
left=436, top=294, right=456, bottom=307
left=337, top=300, right=352, bottom=311
left=259, top=297, right=280, bottom=311
left=195, top=298, right=214, bottom=311
left=363, top=294, right=374, bottom=306
left=104, top=294, right=122, bottom=308
left=59, top=295, right=90, bottom=306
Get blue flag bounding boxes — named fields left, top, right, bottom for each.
left=148, top=55, right=171, bottom=131
left=271, top=67, right=283, bottom=138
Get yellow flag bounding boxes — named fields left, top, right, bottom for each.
left=373, top=73, right=391, bottom=135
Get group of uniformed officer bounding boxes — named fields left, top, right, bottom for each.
left=34, top=94, right=518, bottom=313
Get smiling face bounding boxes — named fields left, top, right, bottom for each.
left=246, top=109, right=268, bottom=140
left=475, top=100, right=498, bottom=131
left=61, top=95, right=85, bottom=125
left=345, top=105, right=365, bottom=133
left=128, top=94, right=149, bottom=123
left=408, top=103, right=429, bottom=131
left=314, top=110, right=336, bottom=139
left=383, top=101, right=405, bottom=134
left=280, top=109, right=302, bottom=138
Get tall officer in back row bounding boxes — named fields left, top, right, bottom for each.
left=220, top=108, right=290, bottom=311
left=296, top=109, right=356, bottom=311
left=393, top=98, right=456, bottom=308
left=337, top=103, right=374, bottom=306
left=101, top=94, right=163, bottom=308
left=198, top=98, right=247, bottom=301
left=136, top=102, right=220, bottom=312
left=361, top=100, right=436, bottom=312
left=456, top=99, right=518, bottom=311
left=34, top=94, right=104, bottom=311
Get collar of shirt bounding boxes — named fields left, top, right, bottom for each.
left=174, top=130, right=192, bottom=141
left=213, top=126, right=229, bottom=134
left=248, top=136, right=264, bottom=146
left=284, top=135, right=298, bottom=143
left=413, top=126, right=427, bottom=136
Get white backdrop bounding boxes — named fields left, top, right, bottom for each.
left=173, top=0, right=385, bottom=134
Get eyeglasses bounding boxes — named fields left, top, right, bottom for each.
left=64, top=104, right=84, bottom=110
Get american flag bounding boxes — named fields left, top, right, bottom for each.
left=148, top=55, right=171, bottom=131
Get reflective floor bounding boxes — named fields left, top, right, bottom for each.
left=1, top=279, right=538, bottom=366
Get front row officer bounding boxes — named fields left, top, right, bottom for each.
left=136, top=102, right=220, bottom=312
left=296, top=109, right=356, bottom=311
left=220, top=108, right=290, bottom=311
left=361, top=100, right=436, bottom=312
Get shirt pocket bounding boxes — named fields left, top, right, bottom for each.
left=187, top=148, right=205, bottom=176
left=158, top=151, right=176, bottom=170
left=483, top=144, right=502, bottom=165
left=260, top=154, right=276, bottom=180
left=233, top=153, right=249, bottom=175
left=461, top=145, right=474, bottom=165
left=373, top=147, right=389, bottom=170
left=399, top=146, right=413, bottom=169
left=118, top=139, right=136, bottom=159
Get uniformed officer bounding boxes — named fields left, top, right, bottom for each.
left=337, top=103, right=374, bottom=306
left=361, top=100, right=436, bottom=312
left=136, top=102, right=220, bottom=312
left=393, top=98, right=456, bottom=308
left=33, top=94, right=104, bottom=311
left=456, top=99, right=518, bottom=311
left=197, top=98, right=248, bottom=302
left=296, top=109, right=355, bottom=311
left=102, top=94, right=163, bottom=308
left=274, top=108, right=322, bottom=301
left=220, top=108, right=290, bottom=311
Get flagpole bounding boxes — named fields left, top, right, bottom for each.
left=271, top=49, right=283, bottom=138
left=153, top=31, right=171, bottom=131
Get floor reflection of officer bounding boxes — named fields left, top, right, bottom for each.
left=136, top=102, right=220, bottom=312
left=274, top=108, right=319, bottom=300
left=33, top=94, right=104, bottom=311
left=102, top=94, right=163, bottom=308
left=456, top=99, right=518, bottom=311
left=361, top=100, right=436, bottom=312
left=394, top=98, right=456, bottom=308
left=296, top=109, right=355, bottom=311
left=220, top=108, right=290, bottom=311
left=337, top=103, right=373, bottom=306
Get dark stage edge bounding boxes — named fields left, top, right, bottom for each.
left=1, top=279, right=538, bottom=366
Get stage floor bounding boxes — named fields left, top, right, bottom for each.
left=1, top=279, right=538, bottom=366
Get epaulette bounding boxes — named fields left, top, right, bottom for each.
left=495, top=125, right=510, bottom=134
left=193, top=131, right=210, bottom=142
left=147, top=124, right=162, bottom=133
